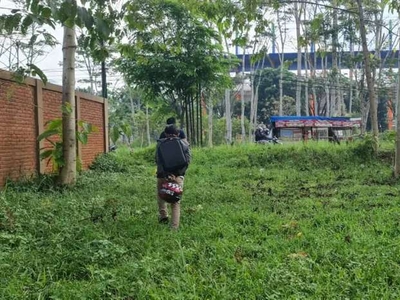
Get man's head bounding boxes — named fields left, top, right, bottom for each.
left=164, top=124, right=179, bottom=136
left=166, top=117, right=176, bottom=125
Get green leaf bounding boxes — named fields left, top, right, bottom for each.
left=111, top=126, right=120, bottom=144
left=29, top=34, right=38, bottom=46
left=62, top=103, right=73, bottom=115
left=40, top=7, right=52, bottom=19
left=46, top=118, right=62, bottom=131
left=77, top=6, right=94, bottom=29
left=38, top=129, right=59, bottom=141
left=77, top=132, right=88, bottom=144
left=40, top=149, right=54, bottom=160
left=57, top=1, right=77, bottom=26
left=27, top=64, right=48, bottom=84
left=30, top=0, right=39, bottom=14
left=95, top=17, right=111, bottom=39
left=21, top=15, right=34, bottom=34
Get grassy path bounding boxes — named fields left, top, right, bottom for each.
left=1, top=142, right=400, bottom=299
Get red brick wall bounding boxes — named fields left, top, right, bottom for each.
left=0, top=79, right=37, bottom=186
left=0, top=71, right=107, bottom=187
left=43, top=90, right=62, bottom=123
left=42, top=89, right=63, bottom=173
left=80, top=98, right=105, bottom=169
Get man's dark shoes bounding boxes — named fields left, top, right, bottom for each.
left=159, top=217, right=169, bottom=224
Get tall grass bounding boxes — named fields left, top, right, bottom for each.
left=1, top=140, right=399, bottom=299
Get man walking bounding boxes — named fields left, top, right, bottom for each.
left=156, top=125, right=191, bottom=229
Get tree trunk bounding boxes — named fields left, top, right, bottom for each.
left=294, top=2, right=302, bottom=116
left=223, top=37, right=233, bottom=144
left=360, top=70, right=368, bottom=135
left=395, top=68, right=400, bottom=177
left=332, top=0, right=338, bottom=116
left=276, top=9, right=286, bottom=116
left=241, top=48, right=246, bottom=142
left=394, top=13, right=400, bottom=178
left=59, top=25, right=77, bottom=186
left=356, top=0, right=379, bottom=153
left=129, top=90, right=135, bottom=141
left=146, top=104, right=150, bottom=146
left=249, top=55, right=265, bottom=141
left=322, top=56, right=330, bottom=116
left=349, top=41, right=354, bottom=115
left=304, top=45, right=309, bottom=116
left=312, top=36, right=318, bottom=115
left=208, top=94, right=213, bottom=147
left=225, top=89, right=232, bottom=144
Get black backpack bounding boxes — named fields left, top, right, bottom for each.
left=158, top=138, right=188, bottom=172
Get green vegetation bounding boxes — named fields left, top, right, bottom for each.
left=1, top=142, right=400, bottom=299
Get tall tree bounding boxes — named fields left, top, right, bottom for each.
left=293, top=1, right=303, bottom=116
left=1, top=0, right=121, bottom=185
left=356, top=0, right=379, bottom=153
left=389, top=0, right=400, bottom=177
left=60, top=21, right=77, bottom=184
left=119, top=0, right=233, bottom=146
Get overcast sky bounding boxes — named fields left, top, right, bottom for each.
left=1, top=0, right=399, bottom=86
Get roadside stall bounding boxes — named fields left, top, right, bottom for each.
left=270, top=116, right=361, bottom=142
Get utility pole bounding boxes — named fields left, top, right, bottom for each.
left=101, top=60, right=107, bottom=98
left=101, top=40, right=107, bottom=98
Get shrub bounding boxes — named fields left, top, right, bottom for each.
left=130, top=145, right=156, bottom=164
left=90, top=153, right=127, bottom=173
left=381, top=130, right=396, bottom=143
left=351, top=134, right=375, bottom=161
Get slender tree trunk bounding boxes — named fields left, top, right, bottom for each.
left=395, top=26, right=400, bottom=128
left=331, top=0, right=338, bottom=116
left=276, top=9, right=286, bottom=116
left=356, top=0, right=379, bottom=153
left=394, top=13, right=400, bottom=178
left=241, top=48, right=246, bottom=142
left=146, top=104, right=150, bottom=146
left=185, top=97, right=190, bottom=142
left=374, top=9, right=386, bottom=131
left=208, top=93, right=213, bottom=147
left=360, top=70, right=368, bottom=134
left=129, top=93, right=135, bottom=141
left=225, top=89, right=232, bottom=144
left=304, top=45, right=309, bottom=116
left=279, top=69, right=284, bottom=116
left=294, top=2, right=302, bottom=116
left=322, top=56, right=330, bottom=116
left=249, top=55, right=266, bottom=141
left=188, top=95, right=193, bottom=145
left=224, top=37, right=232, bottom=144
left=339, top=54, right=344, bottom=115
left=59, top=25, right=77, bottom=185
left=395, top=68, right=400, bottom=177
left=349, top=41, right=354, bottom=115
left=199, top=84, right=203, bottom=146
left=249, top=81, right=255, bottom=142
left=254, top=88, right=259, bottom=128
left=312, top=40, right=317, bottom=115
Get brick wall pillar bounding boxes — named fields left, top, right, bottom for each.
left=104, top=98, right=109, bottom=153
left=76, top=94, right=82, bottom=160
left=35, top=79, right=45, bottom=174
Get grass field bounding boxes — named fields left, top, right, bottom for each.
left=1, top=140, right=400, bottom=299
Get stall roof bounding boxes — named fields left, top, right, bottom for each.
left=270, top=116, right=360, bottom=128
left=270, top=116, right=350, bottom=122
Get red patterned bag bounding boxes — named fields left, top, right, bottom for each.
left=158, top=180, right=183, bottom=203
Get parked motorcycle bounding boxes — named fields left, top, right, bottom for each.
left=256, top=136, right=283, bottom=145
left=109, top=145, right=117, bottom=152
